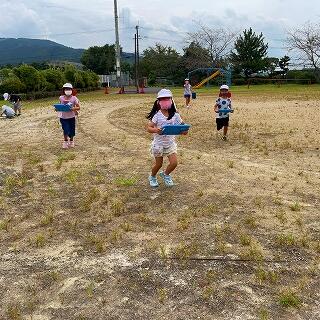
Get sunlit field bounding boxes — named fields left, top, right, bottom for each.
left=0, top=84, right=319, bottom=319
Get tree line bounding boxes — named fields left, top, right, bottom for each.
left=0, top=63, right=99, bottom=98
left=81, top=22, right=320, bottom=85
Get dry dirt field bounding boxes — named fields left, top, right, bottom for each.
left=0, top=86, right=319, bottom=320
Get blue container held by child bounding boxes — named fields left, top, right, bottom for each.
left=192, top=92, right=197, bottom=99
left=54, top=104, right=72, bottom=112
left=161, top=124, right=191, bottom=135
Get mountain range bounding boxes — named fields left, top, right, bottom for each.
left=0, top=38, right=134, bottom=66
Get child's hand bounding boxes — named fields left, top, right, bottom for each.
left=181, top=130, right=188, bottom=135
left=155, top=127, right=163, bottom=134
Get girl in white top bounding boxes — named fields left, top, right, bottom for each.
left=183, top=78, right=192, bottom=108
left=146, top=89, right=187, bottom=187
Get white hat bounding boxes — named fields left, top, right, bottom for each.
left=157, top=88, right=173, bottom=99
left=220, top=84, right=229, bottom=90
left=184, top=78, right=189, bottom=81
left=62, top=83, right=73, bottom=89
left=3, top=93, right=9, bottom=100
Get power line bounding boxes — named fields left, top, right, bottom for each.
left=139, top=26, right=187, bottom=36
left=142, top=36, right=185, bottom=44
left=1, top=27, right=133, bottom=39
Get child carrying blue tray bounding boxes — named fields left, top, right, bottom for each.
left=161, top=124, right=191, bottom=135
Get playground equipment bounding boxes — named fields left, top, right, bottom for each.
left=193, top=70, right=220, bottom=89
left=188, top=67, right=232, bottom=89
left=161, top=124, right=191, bottom=135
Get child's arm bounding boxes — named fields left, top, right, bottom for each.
left=147, top=121, right=162, bottom=134
left=214, top=102, right=219, bottom=112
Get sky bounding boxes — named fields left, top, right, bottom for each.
left=0, top=0, right=319, bottom=59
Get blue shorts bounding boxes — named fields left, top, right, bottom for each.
left=184, top=94, right=191, bottom=98
left=60, top=117, right=76, bottom=137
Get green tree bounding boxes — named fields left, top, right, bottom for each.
left=40, top=68, right=65, bottom=90
left=279, top=55, right=290, bottom=77
left=12, top=64, right=42, bottom=91
left=81, top=44, right=116, bottom=74
left=0, top=75, right=26, bottom=93
left=181, top=42, right=211, bottom=70
left=140, top=44, right=182, bottom=84
left=64, top=64, right=77, bottom=83
left=231, top=28, right=269, bottom=78
left=265, top=57, right=279, bottom=75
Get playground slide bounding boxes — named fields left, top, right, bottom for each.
left=193, top=70, right=221, bottom=89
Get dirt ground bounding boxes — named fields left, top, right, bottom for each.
left=0, top=88, right=319, bottom=320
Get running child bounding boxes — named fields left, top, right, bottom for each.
left=146, top=89, right=187, bottom=187
left=214, top=84, right=233, bottom=141
left=183, top=78, right=192, bottom=108
left=56, top=83, right=80, bottom=149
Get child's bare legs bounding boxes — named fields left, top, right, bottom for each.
left=151, top=157, right=163, bottom=176
left=164, top=153, right=177, bottom=175
left=63, top=134, right=68, bottom=141
left=186, top=96, right=191, bottom=107
left=223, top=126, right=228, bottom=136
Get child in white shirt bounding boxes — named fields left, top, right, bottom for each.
left=146, top=89, right=187, bottom=187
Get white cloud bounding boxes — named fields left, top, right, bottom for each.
left=0, top=0, right=319, bottom=57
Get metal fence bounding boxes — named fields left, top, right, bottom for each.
left=98, top=72, right=134, bottom=87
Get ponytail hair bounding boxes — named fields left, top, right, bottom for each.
left=146, top=99, right=177, bottom=120
left=146, top=100, right=160, bottom=120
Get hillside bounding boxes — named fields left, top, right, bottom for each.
left=0, top=38, right=84, bottom=65
left=0, top=38, right=134, bottom=66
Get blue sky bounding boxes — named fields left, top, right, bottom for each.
left=1, top=0, right=319, bottom=58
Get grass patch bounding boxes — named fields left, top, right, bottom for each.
left=279, top=289, right=301, bottom=308
left=56, top=152, right=76, bottom=169
left=289, top=202, right=301, bottom=212
left=115, top=177, right=137, bottom=186
left=81, top=188, right=101, bottom=212
left=65, top=169, right=82, bottom=185
left=3, top=174, right=28, bottom=195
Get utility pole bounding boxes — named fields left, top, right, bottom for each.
left=113, top=0, right=121, bottom=87
left=136, top=25, right=140, bottom=90
left=134, top=33, right=138, bottom=92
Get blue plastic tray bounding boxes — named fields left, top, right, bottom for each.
left=161, top=124, right=191, bottom=135
left=54, top=104, right=72, bottom=112
left=216, top=109, right=233, bottom=113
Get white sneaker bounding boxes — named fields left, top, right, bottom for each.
left=62, top=141, right=69, bottom=149
left=148, top=175, right=159, bottom=187
left=69, top=140, right=75, bottom=148
left=159, top=171, right=174, bottom=187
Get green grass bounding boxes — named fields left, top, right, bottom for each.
left=56, top=152, right=76, bottom=169
left=279, top=289, right=302, bottom=308
left=115, top=177, right=137, bottom=186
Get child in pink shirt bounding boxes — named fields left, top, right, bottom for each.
left=57, top=83, right=80, bottom=149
